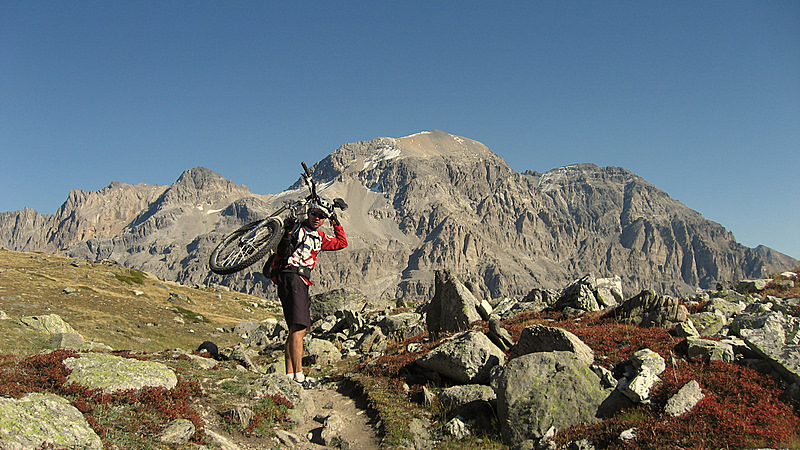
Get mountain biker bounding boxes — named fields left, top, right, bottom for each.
left=267, top=197, right=347, bottom=388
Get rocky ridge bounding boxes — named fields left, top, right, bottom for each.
left=0, top=130, right=797, bottom=304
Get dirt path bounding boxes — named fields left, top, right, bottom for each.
left=289, top=379, right=382, bottom=449
left=197, top=377, right=382, bottom=449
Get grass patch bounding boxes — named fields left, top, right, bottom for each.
left=114, top=269, right=147, bottom=285
left=169, top=306, right=210, bottom=324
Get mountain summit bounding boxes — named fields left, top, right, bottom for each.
left=1, top=131, right=796, bottom=301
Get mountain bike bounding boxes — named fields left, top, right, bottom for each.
left=208, top=162, right=347, bottom=275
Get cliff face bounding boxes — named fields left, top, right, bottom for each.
left=1, top=130, right=796, bottom=301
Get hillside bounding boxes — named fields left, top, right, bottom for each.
left=1, top=248, right=799, bottom=449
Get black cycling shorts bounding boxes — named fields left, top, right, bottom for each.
left=276, top=272, right=311, bottom=328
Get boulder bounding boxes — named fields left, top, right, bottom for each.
left=614, top=289, right=689, bottom=329
left=664, top=380, right=704, bottom=417
left=671, top=320, right=699, bottom=338
left=686, top=337, right=735, bottom=362
left=736, top=279, right=771, bottom=293
left=0, top=392, right=103, bottom=449
left=304, top=338, right=342, bottom=367
left=355, top=326, right=387, bottom=355
left=595, top=276, right=624, bottom=308
left=487, top=318, right=515, bottom=352
left=416, top=330, right=505, bottom=384
left=20, top=314, right=78, bottom=334
left=690, top=311, right=726, bottom=336
left=311, top=289, right=368, bottom=321
left=438, top=384, right=496, bottom=418
left=617, top=349, right=665, bottom=403
left=492, top=351, right=608, bottom=447
left=731, top=310, right=800, bottom=385
left=249, top=374, right=315, bottom=425
left=509, top=325, right=594, bottom=365
left=552, top=276, right=601, bottom=312
left=425, top=270, right=483, bottom=336
left=63, top=352, right=177, bottom=393
left=316, top=413, right=346, bottom=446
left=378, top=312, right=424, bottom=340
left=50, top=332, right=86, bottom=350
left=159, top=418, right=196, bottom=445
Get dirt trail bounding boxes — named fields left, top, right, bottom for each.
left=198, top=377, right=382, bottom=450
left=291, top=379, right=381, bottom=449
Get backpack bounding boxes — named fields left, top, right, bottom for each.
left=263, top=219, right=302, bottom=279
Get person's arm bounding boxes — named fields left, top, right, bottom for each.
left=320, top=223, right=347, bottom=250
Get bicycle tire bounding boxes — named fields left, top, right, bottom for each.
left=208, top=217, right=283, bottom=275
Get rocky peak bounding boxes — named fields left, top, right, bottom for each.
left=0, top=131, right=797, bottom=302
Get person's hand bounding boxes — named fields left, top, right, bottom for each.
left=329, top=213, right=340, bottom=226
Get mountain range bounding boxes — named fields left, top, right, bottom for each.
left=1, top=130, right=796, bottom=302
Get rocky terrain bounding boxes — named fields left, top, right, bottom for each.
left=1, top=248, right=799, bottom=449
left=1, top=130, right=796, bottom=305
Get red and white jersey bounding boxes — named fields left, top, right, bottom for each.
left=286, top=223, right=347, bottom=283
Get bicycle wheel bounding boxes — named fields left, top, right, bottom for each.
left=208, top=217, right=283, bottom=274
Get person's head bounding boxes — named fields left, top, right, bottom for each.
left=306, top=198, right=333, bottom=229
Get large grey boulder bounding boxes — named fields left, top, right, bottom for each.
left=63, top=352, right=177, bottom=393
left=416, top=330, right=505, bottom=384
left=492, top=351, right=608, bottom=447
left=664, top=380, right=704, bottom=417
left=304, top=338, right=342, bottom=367
left=378, top=312, right=424, bottom=341
left=731, top=310, right=800, bottom=385
left=552, top=276, right=602, bottom=312
left=686, top=337, right=735, bottom=362
left=614, top=289, right=689, bottom=329
left=311, top=289, right=368, bottom=321
left=617, top=349, right=665, bottom=403
left=0, top=392, right=103, bottom=449
left=20, top=314, right=78, bottom=334
left=690, top=310, right=726, bottom=336
left=425, top=270, right=483, bottom=337
left=438, top=384, right=496, bottom=418
left=509, top=324, right=594, bottom=365
left=552, top=275, right=622, bottom=312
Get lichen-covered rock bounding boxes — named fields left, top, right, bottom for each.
left=732, top=310, right=800, bottom=385
left=416, top=330, right=505, bottom=384
left=614, top=289, right=689, bottom=329
left=378, top=312, right=424, bottom=340
left=63, top=352, right=177, bottom=393
left=618, top=349, right=666, bottom=403
left=0, top=392, right=102, bottom=449
left=20, top=314, right=78, bottom=334
left=686, top=337, right=735, bottom=362
left=159, top=418, right=196, bottom=445
left=509, top=324, right=594, bottom=365
left=425, top=270, right=483, bottom=336
left=690, top=311, right=726, bottom=336
left=664, top=380, right=704, bottom=417
left=311, top=288, right=368, bottom=321
left=552, top=276, right=601, bottom=312
left=438, top=384, right=496, bottom=419
left=304, top=337, right=342, bottom=367
left=492, top=351, right=608, bottom=447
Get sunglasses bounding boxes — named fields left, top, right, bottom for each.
left=308, top=210, right=328, bottom=219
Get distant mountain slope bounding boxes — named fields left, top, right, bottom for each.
left=1, top=130, right=796, bottom=301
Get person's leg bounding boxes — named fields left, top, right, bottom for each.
left=285, top=323, right=306, bottom=377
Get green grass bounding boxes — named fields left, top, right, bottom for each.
left=114, top=269, right=147, bottom=285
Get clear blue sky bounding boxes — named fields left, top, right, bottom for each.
left=2, top=1, right=798, bottom=259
